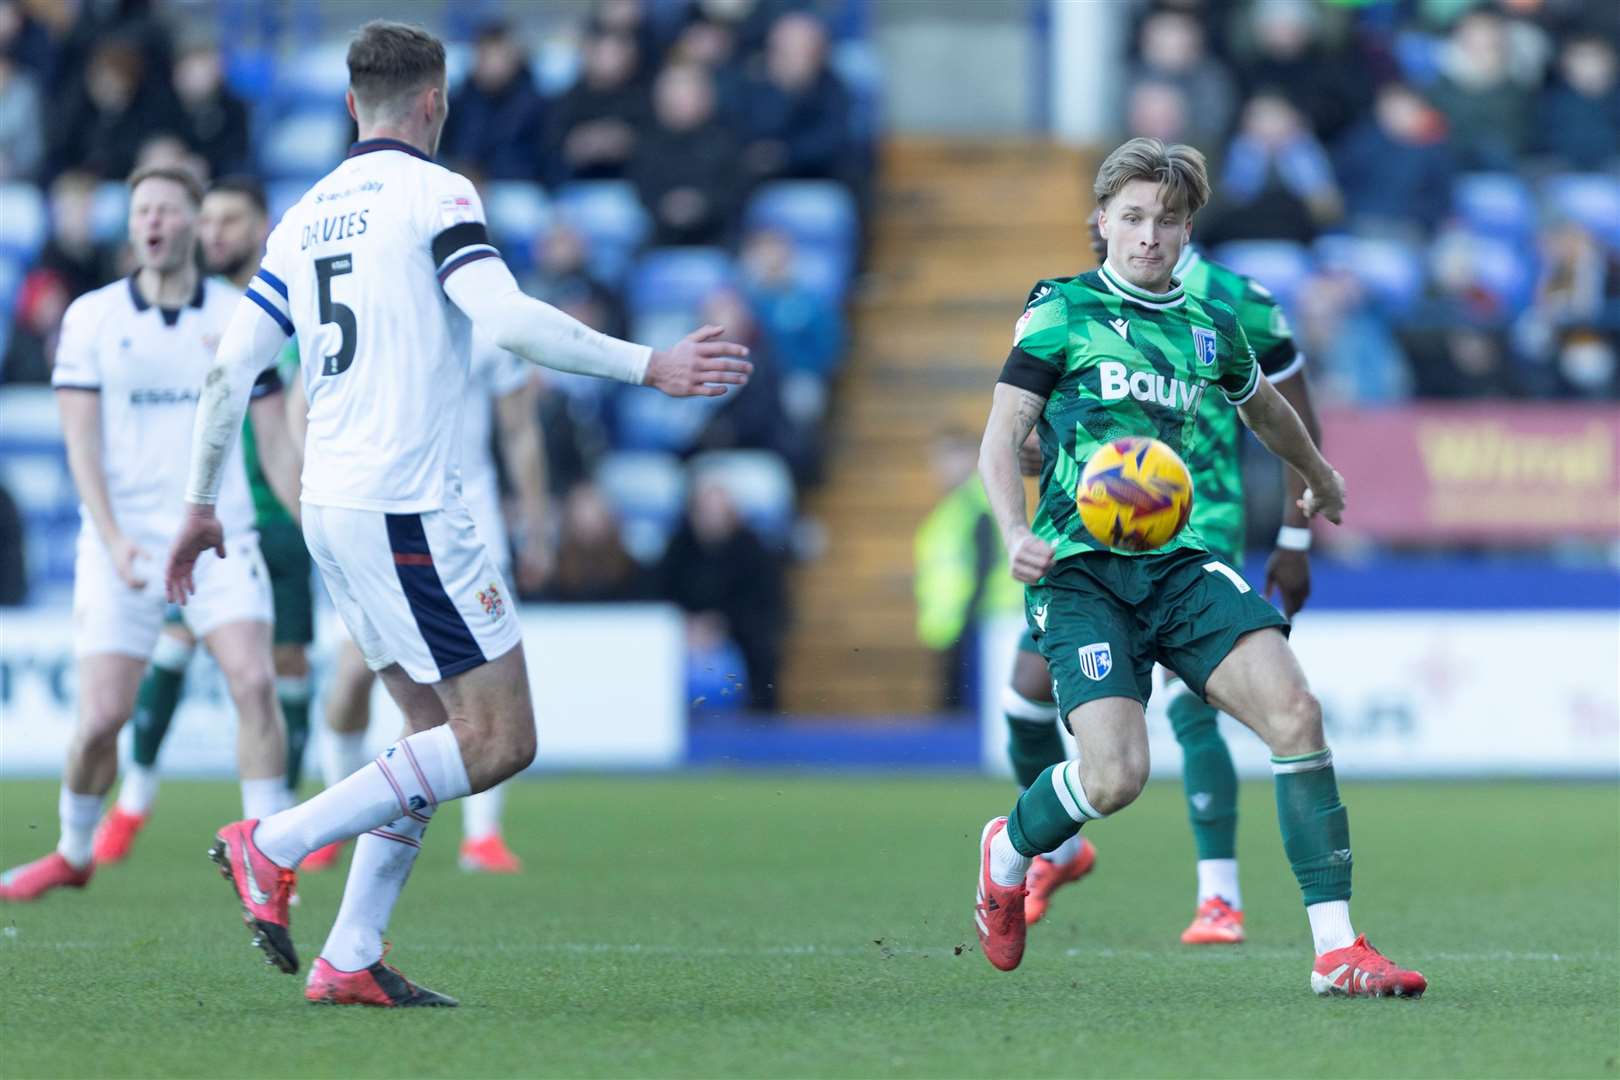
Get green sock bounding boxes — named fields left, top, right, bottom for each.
left=1168, top=691, right=1238, bottom=860
left=277, top=676, right=313, bottom=791
left=1004, top=689, right=1066, bottom=789
left=1273, top=749, right=1353, bottom=906
left=1006, top=761, right=1101, bottom=857
left=130, top=665, right=187, bottom=768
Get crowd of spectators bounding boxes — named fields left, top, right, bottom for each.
left=0, top=0, right=874, bottom=715
left=1121, top=0, right=1620, bottom=404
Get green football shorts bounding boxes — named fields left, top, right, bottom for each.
left=1025, top=547, right=1287, bottom=726
left=258, top=516, right=314, bottom=646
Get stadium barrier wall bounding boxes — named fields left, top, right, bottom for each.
left=0, top=605, right=685, bottom=776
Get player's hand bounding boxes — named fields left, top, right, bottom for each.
left=164, top=503, right=225, bottom=604
left=1264, top=547, right=1311, bottom=619
left=1007, top=531, right=1054, bottom=584
left=108, top=533, right=149, bottom=590
left=1017, top=430, right=1043, bottom=477
left=645, top=325, right=752, bottom=398
left=1299, top=468, right=1346, bottom=525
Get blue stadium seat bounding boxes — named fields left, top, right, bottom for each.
left=1542, top=173, right=1620, bottom=250
left=0, top=254, right=23, bottom=316
left=1208, top=240, right=1312, bottom=311
left=0, top=183, right=48, bottom=261
left=531, top=40, right=583, bottom=98
left=89, top=183, right=129, bottom=245
left=593, top=449, right=688, bottom=563
left=789, top=243, right=853, bottom=302
left=1311, top=235, right=1426, bottom=317
left=271, top=41, right=351, bottom=114
left=1453, top=173, right=1536, bottom=239
left=689, top=449, right=796, bottom=544
left=831, top=40, right=884, bottom=146
left=745, top=181, right=858, bottom=255
left=260, top=110, right=350, bottom=179
left=1461, top=232, right=1537, bottom=319
left=628, top=248, right=734, bottom=317
left=552, top=182, right=651, bottom=286
left=483, top=182, right=551, bottom=272
left=609, top=380, right=726, bottom=454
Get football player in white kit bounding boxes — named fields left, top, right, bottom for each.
left=165, top=21, right=750, bottom=1007
left=304, top=335, right=549, bottom=876
left=0, top=167, right=303, bottom=901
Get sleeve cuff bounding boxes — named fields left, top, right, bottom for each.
left=1221, top=363, right=1261, bottom=405
left=998, top=347, right=1061, bottom=398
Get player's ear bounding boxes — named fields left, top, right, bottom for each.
left=345, top=89, right=358, bottom=123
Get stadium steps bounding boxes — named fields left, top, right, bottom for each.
left=781, top=137, right=1095, bottom=717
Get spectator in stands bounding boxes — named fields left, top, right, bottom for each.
left=1401, top=325, right=1522, bottom=399
left=542, top=482, right=656, bottom=603
left=1535, top=32, right=1620, bottom=171
left=46, top=36, right=182, bottom=181
left=1334, top=82, right=1454, bottom=237
left=1548, top=329, right=1618, bottom=400
left=1428, top=7, right=1537, bottom=171
left=740, top=228, right=844, bottom=379
left=588, top=0, right=667, bottom=81
left=33, top=170, right=117, bottom=299
left=526, top=222, right=627, bottom=341
left=736, top=13, right=854, bottom=186
left=1, top=267, right=69, bottom=384
left=1199, top=91, right=1342, bottom=246
left=1234, top=0, right=1367, bottom=144
left=171, top=38, right=249, bottom=179
left=439, top=21, right=547, bottom=180
left=1126, top=10, right=1235, bottom=154
left=1123, top=78, right=1191, bottom=144
left=658, top=477, right=786, bottom=712
left=0, top=477, right=24, bottom=605
left=630, top=61, right=740, bottom=246
left=1295, top=271, right=1411, bottom=404
left=549, top=31, right=648, bottom=184
left=0, top=44, right=43, bottom=180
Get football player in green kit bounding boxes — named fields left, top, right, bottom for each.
left=972, top=138, right=1425, bottom=997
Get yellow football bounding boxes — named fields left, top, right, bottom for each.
left=1076, top=436, right=1194, bottom=552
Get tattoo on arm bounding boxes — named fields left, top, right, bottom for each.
left=981, top=384, right=1048, bottom=548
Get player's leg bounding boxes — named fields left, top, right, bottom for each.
left=459, top=563, right=521, bottom=874
left=202, top=619, right=294, bottom=820
left=1164, top=670, right=1244, bottom=944
left=261, top=516, right=316, bottom=790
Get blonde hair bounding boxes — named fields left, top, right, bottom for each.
left=1093, top=137, right=1211, bottom=217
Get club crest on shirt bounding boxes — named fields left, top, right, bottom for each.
left=439, top=195, right=477, bottom=229
left=1077, top=642, right=1112, bottom=681
left=1191, top=326, right=1218, bottom=367
left=477, top=582, right=505, bottom=620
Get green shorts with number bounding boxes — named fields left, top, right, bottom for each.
left=1025, top=547, right=1286, bottom=725
left=258, top=516, right=315, bottom=646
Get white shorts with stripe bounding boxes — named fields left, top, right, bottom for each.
left=302, top=499, right=521, bottom=684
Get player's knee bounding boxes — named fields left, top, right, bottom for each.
left=1267, top=686, right=1324, bottom=756
left=502, top=722, right=537, bottom=775
left=76, top=706, right=125, bottom=752
left=1084, top=751, right=1150, bottom=815
left=220, top=656, right=276, bottom=709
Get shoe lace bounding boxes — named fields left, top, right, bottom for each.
left=274, top=867, right=296, bottom=900
left=1351, top=939, right=1401, bottom=979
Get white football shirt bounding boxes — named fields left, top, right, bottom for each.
left=247, top=138, right=503, bottom=514
left=52, top=275, right=266, bottom=542
left=459, top=335, right=531, bottom=566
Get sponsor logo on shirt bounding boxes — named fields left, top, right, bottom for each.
left=1096, top=361, right=1206, bottom=413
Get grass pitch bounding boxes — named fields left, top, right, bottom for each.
left=1, top=775, right=1616, bottom=1078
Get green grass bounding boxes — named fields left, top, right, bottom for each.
left=2, top=776, right=1616, bottom=1078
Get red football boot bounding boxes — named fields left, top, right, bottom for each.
left=300, top=841, right=346, bottom=872
left=0, top=852, right=93, bottom=901
left=92, top=807, right=149, bottom=866
left=973, top=817, right=1028, bottom=972
left=1024, top=836, right=1097, bottom=926
left=207, top=819, right=299, bottom=973
left=1312, top=935, right=1428, bottom=998
left=459, top=833, right=522, bottom=874
left=305, top=955, right=458, bottom=1007
left=1180, top=896, right=1246, bottom=944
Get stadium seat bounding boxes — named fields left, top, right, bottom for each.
left=531, top=39, right=584, bottom=98
left=1542, top=173, right=1620, bottom=250
left=1453, top=173, right=1536, bottom=239
left=789, top=244, right=854, bottom=302
left=1208, top=240, right=1312, bottom=311
left=745, top=182, right=859, bottom=254
left=89, top=183, right=129, bottom=245
left=552, top=182, right=651, bottom=286
left=594, top=449, right=687, bottom=562
left=260, top=110, right=351, bottom=179
left=271, top=41, right=351, bottom=112
left=688, top=449, right=796, bottom=543
left=1312, top=235, right=1426, bottom=318
left=483, top=182, right=551, bottom=271
left=0, top=254, right=22, bottom=316
left=0, top=183, right=48, bottom=261
left=609, top=380, right=726, bottom=454
left=628, top=248, right=733, bottom=317
left=1456, top=232, right=1537, bottom=319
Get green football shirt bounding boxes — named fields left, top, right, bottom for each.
left=241, top=338, right=301, bottom=527
left=999, top=261, right=1259, bottom=563
left=1172, top=247, right=1302, bottom=560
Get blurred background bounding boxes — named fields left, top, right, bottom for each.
left=0, top=0, right=1614, bottom=777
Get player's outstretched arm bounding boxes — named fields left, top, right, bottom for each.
left=1236, top=376, right=1345, bottom=525
left=1265, top=369, right=1322, bottom=616
left=165, top=296, right=289, bottom=602
left=442, top=258, right=751, bottom=397
left=980, top=383, right=1054, bottom=584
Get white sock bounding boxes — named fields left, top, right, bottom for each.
left=254, top=725, right=471, bottom=869
left=1307, top=900, right=1356, bottom=955
left=56, top=787, right=103, bottom=869
left=152, top=633, right=194, bottom=672
left=276, top=674, right=312, bottom=705
left=322, top=729, right=371, bottom=787
left=321, top=807, right=433, bottom=971
left=1196, top=858, right=1242, bottom=909
left=241, top=776, right=291, bottom=820
left=1045, top=834, right=1083, bottom=866
left=117, top=764, right=161, bottom=816
left=462, top=784, right=504, bottom=840
left=989, top=827, right=1032, bottom=887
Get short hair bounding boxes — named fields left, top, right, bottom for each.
left=207, top=175, right=269, bottom=217
left=1093, top=137, right=1211, bottom=217
left=347, top=20, right=445, bottom=113
left=127, top=165, right=204, bottom=207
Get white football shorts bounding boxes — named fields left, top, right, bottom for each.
left=302, top=500, right=520, bottom=684
left=72, top=526, right=272, bottom=659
